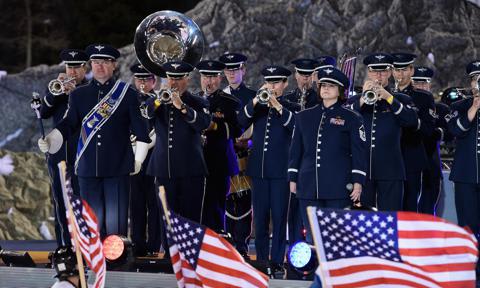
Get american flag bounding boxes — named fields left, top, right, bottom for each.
left=164, top=211, right=269, bottom=288
left=340, top=56, right=357, bottom=98
left=307, top=207, right=478, bottom=288
left=63, top=176, right=106, bottom=288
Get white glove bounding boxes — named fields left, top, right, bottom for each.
left=37, top=129, right=63, bottom=154
left=130, top=141, right=149, bottom=175
left=147, top=129, right=156, bottom=150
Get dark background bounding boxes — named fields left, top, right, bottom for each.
left=0, top=0, right=201, bottom=73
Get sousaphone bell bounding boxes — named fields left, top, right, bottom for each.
left=134, top=10, right=205, bottom=76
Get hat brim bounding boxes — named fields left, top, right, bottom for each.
left=89, top=54, right=116, bottom=60
left=319, top=77, right=345, bottom=87
left=368, top=64, right=392, bottom=71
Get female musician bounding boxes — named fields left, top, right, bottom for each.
left=288, top=67, right=367, bottom=243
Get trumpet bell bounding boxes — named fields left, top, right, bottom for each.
left=362, top=90, right=377, bottom=105
left=134, top=10, right=205, bottom=76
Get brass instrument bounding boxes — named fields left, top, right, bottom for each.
left=155, top=88, right=174, bottom=104
left=300, top=86, right=307, bottom=111
left=48, top=77, right=76, bottom=96
left=256, top=88, right=272, bottom=104
left=134, top=10, right=205, bottom=76
left=394, top=77, right=402, bottom=93
left=362, top=80, right=380, bottom=105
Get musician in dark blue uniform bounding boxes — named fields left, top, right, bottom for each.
left=347, top=53, right=418, bottom=211
left=286, top=58, right=320, bottom=110
left=219, top=52, right=256, bottom=258
left=129, top=63, right=160, bottom=256
left=38, top=44, right=151, bottom=238
left=36, top=49, right=87, bottom=247
left=145, top=61, right=211, bottom=224
left=412, top=67, right=451, bottom=214
left=391, top=53, right=436, bottom=212
left=238, top=65, right=298, bottom=273
left=446, top=60, right=480, bottom=237
left=219, top=52, right=256, bottom=106
left=195, top=60, right=242, bottom=232
left=284, top=58, right=320, bottom=246
left=289, top=67, right=367, bottom=244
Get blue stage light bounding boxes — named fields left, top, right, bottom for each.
left=288, top=241, right=317, bottom=275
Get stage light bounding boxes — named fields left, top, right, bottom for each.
left=0, top=250, right=36, bottom=267
left=287, top=241, right=317, bottom=276
left=103, top=235, right=131, bottom=265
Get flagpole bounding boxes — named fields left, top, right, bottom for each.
left=58, top=161, right=87, bottom=288
left=307, top=206, right=329, bottom=288
left=158, top=186, right=171, bottom=228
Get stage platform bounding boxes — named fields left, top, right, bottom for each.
left=0, top=240, right=313, bottom=287
left=0, top=267, right=311, bottom=288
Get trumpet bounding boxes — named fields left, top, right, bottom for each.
left=48, top=77, right=76, bottom=95
left=256, top=88, right=272, bottom=104
left=155, top=88, right=174, bottom=104
left=362, top=80, right=380, bottom=105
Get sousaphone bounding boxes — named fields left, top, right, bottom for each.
left=134, top=10, right=205, bottom=76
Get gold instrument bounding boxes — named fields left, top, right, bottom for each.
left=256, top=88, right=272, bottom=104
left=48, top=77, right=76, bottom=96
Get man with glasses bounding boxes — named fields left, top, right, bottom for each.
left=347, top=53, right=418, bottom=211
left=38, top=44, right=150, bottom=238
left=391, top=53, right=435, bottom=212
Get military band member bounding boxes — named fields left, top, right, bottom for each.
left=38, top=44, right=151, bottom=238
left=129, top=63, right=161, bottom=256
left=289, top=67, right=367, bottom=243
left=412, top=67, right=451, bottom=214
left=446, top=60, right=480, bottom=238
left=391, top=53, right=435, bottom=212
left=219, top=52, right=255, bottom=257
left=238, top=65, right=297, bottom=273
left=36, top=49, right=87, bottom=247
left=195, top=60, right=242, bottom=232
left=145, top=61, right=211, bottom=224
left=286, top=58, right=320, bottom=110
left=285, top=58, right=320, bottom=245
left=219, top=52, right=256, bottom=106
left=347, top=53, right=418, bottom=211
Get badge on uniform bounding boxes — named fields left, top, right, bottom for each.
left=445, top=111, right=457, bottom=122
left=359, top=125, right=366, bottom=142
left=330, top=117, right=345, bottom=126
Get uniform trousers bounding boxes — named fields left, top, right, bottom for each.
left=78, top=175, right=130, bottom=238
left=362, top=180, right=404, bottom=211
left=202, top=175, right=230, bottom=232
left=403, top=171, right=422, bottom=212
left=251, top=177, right=289, bottom=264
left=48, top=162, right=79, bottom=246
left=130, top=170, right=160, bottom=254
left=419, top=169, right=441, bottom=215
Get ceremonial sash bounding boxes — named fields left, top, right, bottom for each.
left=75, top=80, right=129, bottom=172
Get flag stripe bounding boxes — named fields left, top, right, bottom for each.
left=200, top=244, right=268, bottom=285
left=197, top=257, right=268, bottom=288
left=399, top=246, right=478, bottom=257
left=399, top=237, right=477, bottom=250
left=401, top=253, right=478, bottom=266
left=327, top=269, right=442, bottom=287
